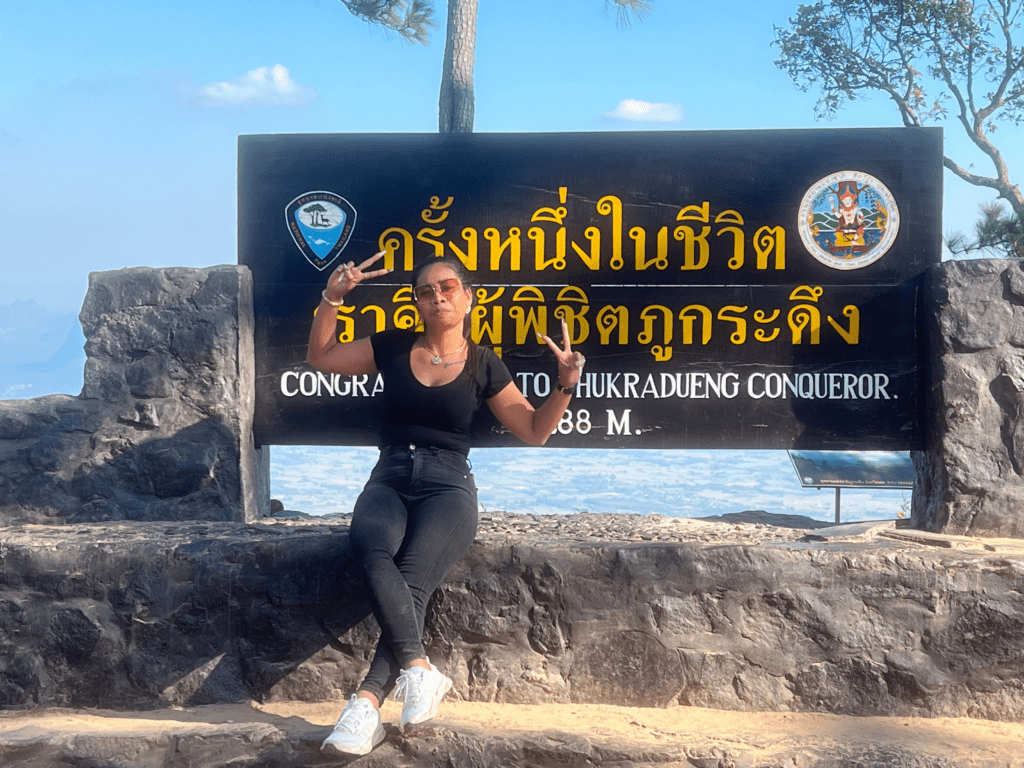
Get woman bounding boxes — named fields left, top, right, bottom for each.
left=307, top=251, right=585, bottom=756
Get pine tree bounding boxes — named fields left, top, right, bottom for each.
left=340, top=0, right=654, bottom=133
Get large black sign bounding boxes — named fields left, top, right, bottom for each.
left=238, top=129, right=942, bottom=449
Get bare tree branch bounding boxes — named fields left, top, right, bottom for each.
left=774, top=0, right=1024, bottom=217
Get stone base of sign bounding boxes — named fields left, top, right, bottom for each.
left=0, top=266, right=268, bottom=525
left=0, top=515, right=1021, bottom=723
left=913, top=259, right=1024, bottom=538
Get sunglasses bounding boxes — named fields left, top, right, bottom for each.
left=413, top=278, right=463, bottom=302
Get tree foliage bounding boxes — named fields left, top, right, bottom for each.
left=773, top=0, right=1024, bottom=221
left=339, top=1, right=437, bottom=45
left=947, top=201, right=1024, bottom=256
left=605, top=0, right=654, bottom=27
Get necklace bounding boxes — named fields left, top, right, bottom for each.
left=423, top=338, right=467, bottom=365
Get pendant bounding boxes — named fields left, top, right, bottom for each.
left=431, top=356, right=442, bottom=365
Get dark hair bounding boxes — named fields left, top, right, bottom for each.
left=410, top=256, right=480, bottom=375
left=410, top=255, right=474, bottom=292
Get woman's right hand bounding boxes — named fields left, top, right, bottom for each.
left=309, top=250, right=388, bottom=374
left=324, top=250, right=390, bottom=302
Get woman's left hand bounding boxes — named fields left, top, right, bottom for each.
left=539, top=319, right=586, bottom=390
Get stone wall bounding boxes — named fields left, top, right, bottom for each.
left=0, top=267, right=268, bottom=525
left=914, top=259, right=1024, bottom=538
left=1, top=519, right=1022, bottom=721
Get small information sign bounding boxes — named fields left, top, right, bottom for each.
left=787, top=450, right=915, bottom=523
left=788, top=451, right=916, bottom=489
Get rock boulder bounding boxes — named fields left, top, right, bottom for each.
left=0, top=267, right=267, bottom=525
left=915, top=259, right=1024, bottom=537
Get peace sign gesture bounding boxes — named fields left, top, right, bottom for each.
left=324, top=250, right=390, bottom=303
left=539, top=319, right=586, bottom=390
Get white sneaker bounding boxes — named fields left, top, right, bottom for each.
left=395, top=662, right=453, bottom=730
left=320, top=695, right=385, bottom=756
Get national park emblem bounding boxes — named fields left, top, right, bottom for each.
left=285, top=191, right=357, bottom=271
left=797, top=172, right=900, bottom=270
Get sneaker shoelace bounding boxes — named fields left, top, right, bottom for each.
left=336, top=699, right=372, bottom=733
left=395, top=667, right=429, bottom=707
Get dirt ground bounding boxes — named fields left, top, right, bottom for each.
left=4, top=699, right=1023, bottom=766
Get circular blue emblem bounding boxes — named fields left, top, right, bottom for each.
left=798, top=171, right=900, bottom=270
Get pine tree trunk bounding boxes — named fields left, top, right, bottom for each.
left=438, top=0, right=477, bottom=133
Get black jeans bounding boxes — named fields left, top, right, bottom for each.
left=348, top=444, right=478, bottom=703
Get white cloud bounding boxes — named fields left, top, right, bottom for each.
left=1, top=383, right=34, bottom=399
left=603, top=98, right=684, bottom=123
left=200, top=64, right=314, bottom=106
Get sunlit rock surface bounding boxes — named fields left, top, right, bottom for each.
left=5, top=699, right=1023, bottom=768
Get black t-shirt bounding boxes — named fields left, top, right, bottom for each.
left=371, top=329, right=514, bottom=455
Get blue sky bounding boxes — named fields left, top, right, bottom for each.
left=3, top=0, right=1016, bottom=521
left=4, top=0, right=1017, bottom=311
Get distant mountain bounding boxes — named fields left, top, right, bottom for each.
left=0, top=301, right=86, bottom=399
left=268, top=445, right=908, bottom=523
